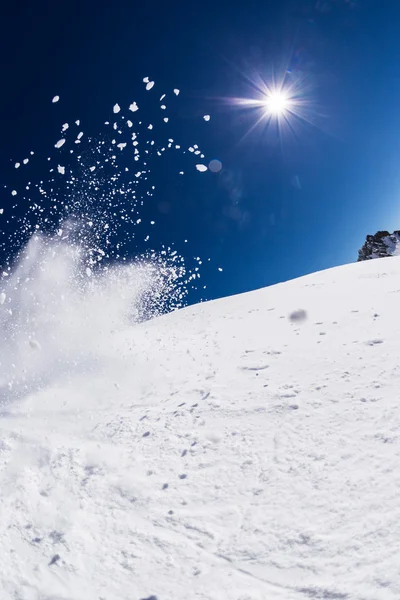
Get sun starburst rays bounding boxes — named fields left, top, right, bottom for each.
left=227, top=71, right=315, bottom=147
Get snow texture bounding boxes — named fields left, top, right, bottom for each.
left=1, top=254, right=400, bottom=599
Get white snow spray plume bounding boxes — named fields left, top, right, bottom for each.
left=0, top=79, right=212, bottom=405
left=0, top=231, right=188, bottom=404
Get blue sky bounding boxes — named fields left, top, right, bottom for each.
left=1, top=0, right=399, bottom=304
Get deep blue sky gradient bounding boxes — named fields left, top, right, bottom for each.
left=1, top=0, right=399, bottom=302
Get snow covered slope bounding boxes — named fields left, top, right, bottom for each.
left=2, top=253, right=400, bottom=600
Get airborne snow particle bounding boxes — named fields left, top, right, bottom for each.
left=146, top=81, right=155, bottom=91
left=113, top=103, right=121, bottom=114
left=15, top=162, right=20, bottom=169
left=0, top=292, right=5, bottom=304
left=196, top=164, right=208, bottom=172
left=57, top=165, right=65, bottom=175
left=11, top=190, right=17, bottom=196
left=160, top=105, right=166, bottom=110
left=75, top=119, right=80, bottom=126
left=127, top=120, right=133, bottom=127
left=173, top=88, right=180, bottom=95
left=52, top=95, right=60, bottom=103
left=117, top=143, right=127, bottom=150
left=0, top=209, right=3, bottom=214
left=163, top=118, right=169, bottom=123
left=143, top=76, right=150, bottom=83
left=148, top=124, right=153, bottom=130
left=77, top=132, right=83, bottom=140
left=129, top=102, right=139, bottom=112
left=55, top=139, right=66, bottom=149
left=62, top=123, right=69, bottom=132
left=86, top=267, right=92, bottom=277
left=218, top=267, right=223, bottom=272
left=203, top=115, right=211, bottom=121
left=23, top=158, right=29, bottom=164
left=289, top=309, right=308, bottom=323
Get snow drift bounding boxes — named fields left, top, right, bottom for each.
left=1, top=253, right=400, bottom=600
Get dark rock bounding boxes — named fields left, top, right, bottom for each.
left=357, top=230, right=400, bottom=261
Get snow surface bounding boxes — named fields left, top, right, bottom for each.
left=1, top=253, right=400, bottom=599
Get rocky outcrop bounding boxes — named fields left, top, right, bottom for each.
left=357, top=230, right=400, bottom=261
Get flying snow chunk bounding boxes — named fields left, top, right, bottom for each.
left=203, top=115, right=211, bottom=121
left=52, top=95, right=60, bottom=103
left=75, top=119, right=80, bottom=126
left=23, top=158, right=29, bottom=164
left=146, top=81, right=155, bottom=91
left=62, top=123, right=69, bottom=132
left=55, top=139, right=66, bottom=149
left=11, top=190, right=17, bottom=196
left=289, top=309, right=308, bottom=323
left=57, top=165, right=65, bottom=175
left=86, top=267, right=92, bottom=277
left=173, top=88, right=180, bottom=95
left=0, top=209, right=3, bottom=214
left=196, top=164, right=208, bottom=172
left=129, top=102, right=139, bottom=112
left=15, top=162, right=20, bottom=169
left=127, top=120, right=133, bottom=127
left=143, top=76, right=149, bottom=83
left=0, top=292, right=5, bottom=305
left=117, top=143, right=127, bottom=150
left=113, top=103, right=121, bottom=114
left=163, top=118, right=169, bottom=123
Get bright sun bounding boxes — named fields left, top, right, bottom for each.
left=226, top=70, right=316, bottom=144
left=263, top=90, right=290, bottom=116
